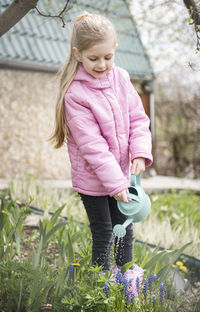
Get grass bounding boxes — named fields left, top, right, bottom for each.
left=135, top=214, right=200, bottom=258
left=139, top=190, right=200, bottom=258
left=150, top=191, right=200, bottom=229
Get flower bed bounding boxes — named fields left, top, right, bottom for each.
left=0, top=191, right=200, bottom=311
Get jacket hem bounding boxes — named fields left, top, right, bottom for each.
left=73, top=187, right=110, bottom=196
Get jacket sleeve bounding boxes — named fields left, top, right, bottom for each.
left=64, top=92, right=130, bottom=196
left=127, top=76, right=153, bottom=167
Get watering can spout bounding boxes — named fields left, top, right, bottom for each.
left=122, top=218, right=133, bottom=229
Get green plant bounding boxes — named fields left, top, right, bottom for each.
left=141, top=242, right=192, bottom=282
left=0, top=260, right=54, bottom=312
left=31, top=205, right=67, bottom=267
left=0, top=196, right=30, bottom=260
left=53, top=262, right=172, bottom=312
left=51, top=239, right=192, bottom=311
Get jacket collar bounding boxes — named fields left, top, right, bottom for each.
left=74, top=63, right=114, bottom=89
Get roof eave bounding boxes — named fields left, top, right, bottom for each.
left=0, top=58, right=59, bottom=73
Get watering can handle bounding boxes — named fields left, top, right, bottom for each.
left=127, top=193, right=140, bottom=202
left=131, top=174, right=141, bottom=186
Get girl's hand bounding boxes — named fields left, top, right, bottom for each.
left=131, top=157, right=145, bottom=176
left=113, top=189, right=131, bottom=203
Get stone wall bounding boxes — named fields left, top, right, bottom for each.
left=0, top=69, right=71, bottom=180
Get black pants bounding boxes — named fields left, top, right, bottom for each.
left=79, top=193, right=134, bottom=271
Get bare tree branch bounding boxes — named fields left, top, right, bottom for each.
left=0, top=0, right=39, bottom=37
left=0, top=0, right=71, bottom=37
left=183, top=0, right=200, bottom=50
left=35, top=0, right=70, bottom=27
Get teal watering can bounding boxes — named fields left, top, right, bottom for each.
left=113, top=174, right=151, bottom=238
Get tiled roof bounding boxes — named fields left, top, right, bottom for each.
left=0, top=0, right=154, bottom=81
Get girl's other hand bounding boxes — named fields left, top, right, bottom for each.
left=113, top=189, right=131, bottom=203
left=131, top=157, right=145, bottom=176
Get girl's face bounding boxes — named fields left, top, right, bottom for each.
left=73, top=37, right=117, bottom=79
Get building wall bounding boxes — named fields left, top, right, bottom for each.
left=0, top=69, right=71, bottom=180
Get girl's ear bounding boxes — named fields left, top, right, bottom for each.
left=73, top=47, right=82, bottom=62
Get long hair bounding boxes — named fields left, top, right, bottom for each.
left=50, top=12, right=116, bottom=148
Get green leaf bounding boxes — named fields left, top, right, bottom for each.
left=144, top=250, right=167, bottom=271
left=15, top=233, right=21, bottom=256
left=167, top=242, right=192, bottom=265
left=120, top=260, right=134, bottom=274
left=17, top=279, right=23, bottom=312
left=33, top=236, right=43, bottom=267
left=49, top=204, right=66, bottom=229
left=157, top=263, right=173, bottom=281
left=67, top=232, right=75, bottom=263
left=140, top=252, right=151, bottom=268
left=45, top=221, right=66, bottom=244
left=144, top=242, right=192, bottom=281
left=55, top=267, right=66, bottom=295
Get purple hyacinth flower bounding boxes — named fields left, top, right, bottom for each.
left=69, top=262, right=74, bottom=281
left=116, top=269, right=123, bottom=284
left=104, top=282, right=109, bottom=297
left=125, top=287, right=130, bottom=304
left=131, top=293, right=135, bottom=306
left=148, top=273, right=154, bottom=293
left=121, top=275, right=129, bottom=295
left=160, top=282, right=165, bottom=302
left=136, top=276, right=140, bottom=295
left=152, top=294, right=156, bottom=305
left=122, top=275, right=129, bottom=287
left=143, top=278, right=148, bottom=299
left=153, top=273, right=157, bottom=283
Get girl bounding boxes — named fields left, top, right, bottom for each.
left=51, top=12, right=153, bottom=273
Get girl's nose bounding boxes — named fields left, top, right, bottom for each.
left=97, top=58, right=106, bottom=69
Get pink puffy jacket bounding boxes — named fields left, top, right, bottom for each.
left=64, top=64, right=153, bottom=196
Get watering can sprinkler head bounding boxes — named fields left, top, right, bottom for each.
left=113, top=224, right=126, bottom=238
left=113, top=218, right=133, bottom=238
left=113, top=174, right=151, bottom=238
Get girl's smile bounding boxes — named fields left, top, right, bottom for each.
left=73, top=36, right=117, bottom=79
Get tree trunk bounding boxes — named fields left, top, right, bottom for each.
left=0, top=0, right=39, bottom=37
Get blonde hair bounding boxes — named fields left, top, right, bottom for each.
left=50, top=12, right=116, bottom=148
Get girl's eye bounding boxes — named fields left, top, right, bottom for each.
left=89, top=58, right=97, bottom=61
left=105, top=57, right=112, bottom=60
